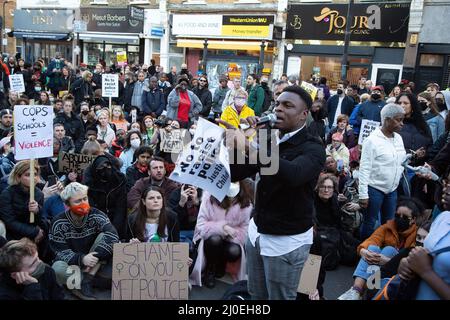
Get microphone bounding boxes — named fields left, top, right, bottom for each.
left=256, top=113, right=277, bottom=126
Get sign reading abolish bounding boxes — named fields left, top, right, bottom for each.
left=286, top=3, right=410, bottom=42
left=102, top=74, right=119, bottom=98
left=58, top=152, right=96, bottom=175
left=169, top=118, right=231, bottom=202
left=160, top=129, right=184, bottom=154
left=358, top=119, right=381, bottom=145
left=14, top=105, right=54, bottom=160
left=112, top=242, right=189, bottom=300
left=9, top=74, right=25, bottom=93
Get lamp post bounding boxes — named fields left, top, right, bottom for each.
left=2, top=0, right=12, bottom=55
left=259, top=40, right=266, bottom=77
left=341, top=0, right=354, bottom=81
left=202, top=39, right=208, bottom=73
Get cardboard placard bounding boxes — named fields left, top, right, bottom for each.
left=160, top=129, right=184, bottom=153
left=169, top=118, right=231, bottom=202
left=112, top=242, right=189, bottom=300
left=102, top=73, right=119, bottom=98
left=58, top=152, right=97, bottom=176
left=300, top=81, right=318, bottom=101
left=358, top=119, right=381, bottom=145
left=298, top=254, right=322, bottom=295
left=13, top=105, right=54, bottom=160
left=9, top=74, right=26, bottom=93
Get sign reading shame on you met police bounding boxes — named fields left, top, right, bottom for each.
left=14, top=105, right=54, bottom=160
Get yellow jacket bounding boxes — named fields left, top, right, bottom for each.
left=220, top=105, right=255, bottom=129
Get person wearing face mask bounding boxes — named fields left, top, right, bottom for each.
left=338, top=197, right=420, bottom=300
left=125, top=146, right=152, bottom=192
left=417, top=91, right=445, bottom=144
left=356, top=85, right=386, bottom=127
left=178, top=63, right=193, bottom=81
left=167, top=76, right=202, bottom=128
left=190, top=181, right=253, bottom=288
left=327, top=81, right=355, bottom=129
left=0, top=238, right=64, bottom=300
left=119, top=130, right=143, bottom=174
left=25, top=63, right=45, bottom=98
left=307, top=99, right=328, bottom=143
left=82, top=156, right=127, bottom=240
left=49, top=182, right=119, bottom=300
left=142, top=76, right=165, bottom=118
left=220, top=90, right=255, bottom=129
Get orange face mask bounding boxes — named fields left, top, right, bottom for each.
left=70, top=203, right=90, bottom=216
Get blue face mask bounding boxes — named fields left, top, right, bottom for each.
left=35, top=87, right=41, bottom=92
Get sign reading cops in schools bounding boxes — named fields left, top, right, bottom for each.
left=14, top=105, right=54, bottom=160
left=102, top=74, right=119, bottom=98
left=358, top=119, right=380, bottom=145
left=9, top=74, right=25, bottom=93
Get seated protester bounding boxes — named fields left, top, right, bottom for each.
left=127, top=156, right=179, bottom=210
left=110, top=105, right=129, bottom=134
left=168, top=184, right=201, bottom=249
left=323, top=155, right=349, bottom=193
left=125, top=146, right=152, bottom=192
left=126, top=186, right=180, bottom=243
left=0, top=238, right=64, bottom=300
left=37, top=91, right=52, bottom=106
left=0, top=109, right=13, bottom=138
left=41, top=190, right=66, bottom=223
left=49, top=182, right=119, bottom=300
left=314, top=174, right=342, bottom=229
left=190, top=182, right=252, bottom=288
left=109, top=129, right=126, bottom=158
left=326, top=132, right=350, bottom=170
left=307, top=99, right=328, bottom=144
left=119, top=130, right=143, bottom=175
left=81, top=136, right=121, bottom=172
left=53, top=123, right=75, bottom=154
left=142, top=116, right=156, bottom=148
left=326, top=114, right=357, bottom=149
left=338, top=198, right=420, bottom=300
left=349, top=144, right=362, bottom=163
left=96, top=110, right=116, bottom=148
left=82, top=155, right=127, bottom=240
left=53, top=99, right=85, bottom=153
left=219, top=90, right=255, bottom=129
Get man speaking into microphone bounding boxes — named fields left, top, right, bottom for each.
left=217, top=85, right=326, bottom=300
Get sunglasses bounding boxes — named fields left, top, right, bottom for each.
left=199, top=79, right=207, bottom=82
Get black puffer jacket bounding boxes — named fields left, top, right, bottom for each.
left=192, top=86, right=212, bottom=117
left=0, top=184, right=45, bottom=240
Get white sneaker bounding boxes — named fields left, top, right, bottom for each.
left=338, top=287, right=362, bottom=300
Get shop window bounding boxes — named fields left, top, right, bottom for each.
left=442, top=56, right=450, bottom=90
left=420, top=54, right=444, bottom=67
left=152, top=39, right=161, bottom=54
left=90, top=0, right=108, bottom=5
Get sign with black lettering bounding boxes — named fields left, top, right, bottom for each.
left=112, top=242, right=189, bottom=300
left=9, top=74, right=25, bottom=93
left=169, top=118, right=231, bottom=202
left=102, top=73, right=119, bottom=98
left=160, top=129, right=184, bottom=153
left=13, top=105, right=54, bottom=160
left=58, top=152, right=97, bottom=176
left=358, top=119, right=380, bottom=145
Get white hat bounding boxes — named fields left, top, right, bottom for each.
left=0, top=136, right=11, bottom=149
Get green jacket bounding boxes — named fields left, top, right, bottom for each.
left=247, top=84, right=265, bottom=116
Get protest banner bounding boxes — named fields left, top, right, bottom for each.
left=169, top=118, right=231, bottom=202
left=297, top=254, right=322, bottom=295
left=358, top=119, right=381, bottom=145
left=102, top=73, right=119, bottom=98
left=58, top=152, right=97, bottom=176
left=160, top=129, right=184, bottom=153
left=301, top=81, right=318, bottom=101
left=112, top=242, right=189, bottom=300
left=9, top=74, right=26, bottom=93
left=117, top=51, right=128, bottom=66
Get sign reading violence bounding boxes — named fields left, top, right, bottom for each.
left=9, top=74, right=26, bottom=93
left=160, top=129, right=184, bottom=153
left=112, top=242, right=189, bottom=300
left=58, top=152, right=97, bottom=175
left=169, top=118, right=231, bottom=202
left=102, top=73, right=119, bottom=98
left=13, top=105, right=54, bottom=160
left=358, top=119, right=380, bottom=145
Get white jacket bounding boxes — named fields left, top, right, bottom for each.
left=359, top=128, right=406, bottom=199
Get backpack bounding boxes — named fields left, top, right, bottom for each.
left=261, top=86, right=272, bottom=113
left=316, top=226, right=341, bottom=271
left=221, top=280, right=251, bottom=300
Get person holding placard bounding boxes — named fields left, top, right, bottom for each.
left=49, top=182, right=119, bottom=300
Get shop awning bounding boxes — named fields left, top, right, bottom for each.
left=77, top=33, right=140, bottom=44
left=176, top=39, right=269, bottom=51
left=13, top=31, right=70, bottom=40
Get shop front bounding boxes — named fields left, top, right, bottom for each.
left=78, top=8, right=144, bottom=67
left=285, top=2, right=410, bottom=92
left=13, top=9, right=74, bottom=63
left=171, top=14, right=275, bottom=90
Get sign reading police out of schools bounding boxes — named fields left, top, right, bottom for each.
left=9, top=74, right=25, bottom=93
left=358, top=119, right=380, bottom=145
left=102, top=74, right=119, bottom=98
left=112, top=242, right=189, bottom=300
left=14, top=105, right=54, bottom=160
left=170, top=118, right=231, bottom=202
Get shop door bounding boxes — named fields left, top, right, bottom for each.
left=206, top=56, right=259, bottom=91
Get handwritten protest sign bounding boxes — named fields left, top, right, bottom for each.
left=112, top=242, right=189, bottom=300
left=358, top=119, right=380, bottom=145
left=169, top=118, right=231, bottom=202
left=301, top=81, right=318, bottom=101
left=13, top=105, right=54, bottom=160
left=161, top=129, right=184, bottom=153
left=117, top=51, right=127, bottom=66
left=102, top=73, right=119, bottom=98
left=297, top=254, right=322, bottom=295
left=9, top=74, right=25, bottom=93
left=58, top=152, right=97, bottom=175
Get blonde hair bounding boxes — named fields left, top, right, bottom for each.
left=0, top=238, right=37, bottom=272
left=112, top=106, right=125, bottom=121
left=60, top=182, right=89, bottom=203
left=82, top=70, right=93, bottom=81
left=8, top=160, right=40, bottom=186
left=81, top=136, right=102, bottom=155
left=360, top=93, right=370, bottom=103
left=235, top=89, right=248, bottom=99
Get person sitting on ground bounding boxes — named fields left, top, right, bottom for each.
left=119, top=130, right=143, bottom=175
left=220, top=89, right=255, bottom=129
left=125, top=146, right=152, bottom=192
left=326, top=132, right=350, bottom=170
left=49, top=182, right=119, bottom=300
left=338, top=197, right=420, bottom=300
left=0, top=238, right=64, bottom=300
left=326, top=114, right=356, bottom=149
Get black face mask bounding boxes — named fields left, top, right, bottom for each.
left=97, top=167, right=112, bottom=181
left=81, top=110, right=89, bottom=116
left=419, top=101, right=429, bottom=111
left=371, top=93, right=381, bottom=101
left=436, top=100, right=446, bottom=111
left=395, top=215, right=411, bottom=232
left=337, top=89, right=344, bottom=95
left=415, top=241, right=424, bottom=247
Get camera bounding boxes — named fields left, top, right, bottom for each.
left=154, top=119, right=169, bottom=128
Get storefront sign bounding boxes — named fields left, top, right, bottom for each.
left=286, top=3, right=410, bottom=42
left=17, top=0, right=80, bottom=9
left=172, top=14, right=274, bottom=40
left=129, top=6, right=145, bottom=22
left=81, top=8, right=143, bottom=33
left=73, top=20, right=87, bottom=33
left=13, top=9, right=74, bottom=32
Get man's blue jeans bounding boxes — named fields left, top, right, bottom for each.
left=360, top=186, right=397, bottom=240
